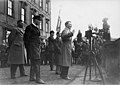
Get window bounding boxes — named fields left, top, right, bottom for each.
left=39, top=21, right=43, bottom=30
left=8, top=0, right=13, bottom=16
left=21, top=8, right=25, bottom=22
left=39, top=0, right=43, bottom=8
left=32, top=14, right=34, bottom=23
left=20, top=1, right=27, bottom=22
left=5, top=30, right=11, bottom=43
left=39, top=21, right=42, bottom=29
left=45, top=1, right=49, bottom=12
left=46, top=20, right=49, bottom=32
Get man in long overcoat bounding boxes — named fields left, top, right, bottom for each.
left=24, top=15, right=46, bottom=84
left=48, top=31, right=55, bottom=71
left=54, top=32, right=62, bottom=75
left=8, top=20, right=27, bottom=79
left=60, top=21, right=75, bottom=80
left=77, top=30, right=82, bottom=42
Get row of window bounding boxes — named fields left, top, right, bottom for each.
left=31, top=0, right=49, bottom=12
left=3, top=0, right=50, bottom=44
left=8, top=0, right=49, bottom=21
left=7, top=0, right=50, bottom=33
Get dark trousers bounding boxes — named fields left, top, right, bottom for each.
left=40, top=52, right=46, bottom=65
left=49, top=53, right=54, bottom=70
left=60, top=66, right=69, bottom=78
left=30, top=59, right=40, bottom=81
left=56, top=65, right=61, bottom=74
left=10, top=64, right=25, bottom=77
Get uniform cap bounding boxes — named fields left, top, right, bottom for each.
left=33, top=14, right=44, bottom=20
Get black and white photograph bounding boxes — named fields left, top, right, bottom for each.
left=0, top=0, right=120, bottom=84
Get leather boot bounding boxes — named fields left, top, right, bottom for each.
left=50, top=65, right=54, bottom=71
left=35, top=63, right=46, bottom=84
left=36, top=79, right=46, bottom=84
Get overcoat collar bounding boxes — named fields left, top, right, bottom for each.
left=32, top=22, right=37, bottom=27
left=17, top=27, right=24, bottom=34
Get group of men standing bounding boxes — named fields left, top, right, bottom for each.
left=7, top=14, right=75, bottom=84
left=47, top=21, right=75, bottom=80
left=8, top=15, right=46, bottom=84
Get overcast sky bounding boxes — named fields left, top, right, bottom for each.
left=51, top=0, right=120, bottom=39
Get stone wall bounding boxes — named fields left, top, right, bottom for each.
left=101, top=39, right=120, bottom=84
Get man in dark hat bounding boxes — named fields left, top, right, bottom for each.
left=47, top=30, right=55, bottom=71
left=54, top=32, right=62, bottom=75
left=24, top=15, right=46, bottom=84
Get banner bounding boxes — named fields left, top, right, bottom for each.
left=56, top=16, right=61, bottom=32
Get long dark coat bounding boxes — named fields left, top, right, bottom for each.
left=48, top=36, right=55, bottom=53
left=47, top=36, right=55, bottom=64
left=23, top=24, right=41, bottom=59
left=8, top=27, right=25, bottom=64
left=60, top=28, right=73, bottom=67
left=54, top=37, right=62, bottom=66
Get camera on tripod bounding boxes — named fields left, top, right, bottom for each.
left=83, top=25, right=105, bottom=85
left=85, top=25, right=93, bottom=40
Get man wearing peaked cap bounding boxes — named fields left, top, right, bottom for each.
left=33, top=14, right=44, bottom=21
left=23, top=14, right=46, bottom=84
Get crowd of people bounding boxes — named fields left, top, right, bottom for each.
left=72, top=18, right=111, bottom=65
left=0, top=15, right=111, bottom=84
left=0, top=15, right=75, bottom=84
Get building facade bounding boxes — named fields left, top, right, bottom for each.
left=0, top=0, right=51, bottom=45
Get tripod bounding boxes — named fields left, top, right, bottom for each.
left=83, top=37, right=105, bottom=85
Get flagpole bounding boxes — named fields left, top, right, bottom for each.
left=56, top=9, right=61, bottom=32
left=56, top=5, right=62, bottom=32
left=58, top=9, right=61, bottom=16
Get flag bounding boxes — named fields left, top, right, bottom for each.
left=56, top=16, right=61, bottom=32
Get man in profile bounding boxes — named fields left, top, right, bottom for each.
left=60, top=21, right=75, bottom=80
